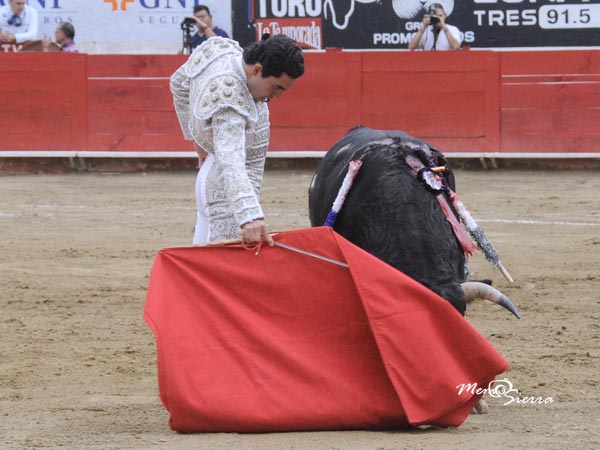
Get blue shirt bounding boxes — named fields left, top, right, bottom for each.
left=190, top=26, right=229, bottom=50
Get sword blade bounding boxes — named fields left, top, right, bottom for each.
left=274, top=242, right=349, bottom=268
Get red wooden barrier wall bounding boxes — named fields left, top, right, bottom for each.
left=268, top=51, right=362, bottom=152
left=0, top=53, right=87, bottom=150
left=86, top=55, right=184, bottom=151
left=1, top=50, right=599, bottom=155
left=359, top=51, right=499, bottom=152
left=500, top=51, right=600, bottom=154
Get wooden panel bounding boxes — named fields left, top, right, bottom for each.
left=85, top=55, right=181, bottom=151
left=87, top=110, right=146, bottom=134
left=1, top=134, right=74, bottom=150
left=3, top=111, right=72, bottom=134
left=270, top=127, right=354, bottom=151
left=500, top=51, right=600, bottom=153
left=362, top=50, right=492, bottom=73
left=140, top=134, right=190, bottom=152
left=0, top=90, right=75, bottom=112
left=500, top=132, right=600, bottom=153
left=269, top=52, right=362, bottom=148
left=360, top=51, right=499, bottom=152
left=363, top=85, right=485, bottom=114
left=502, top=109, right=600, bottom=153
left=503, top=109, right=600, bottom=134
left=0, top=53, right=87, bottom=150
left=500, top=51, right=600, bottom=75
left=87, top=81, right=173, bottom=110
left=1, top=51, right=600, bottom=155
left=87, top=54, right=185, bottom=78
left=270, top=48, right=358, bottom=145
left=363, top=72, right=487, bottom=95
left=502, top=81, right=600, bottom=109
left=281, top=53, right=351, bottom=98
left=270, top=97, right=357, bottom=127
left=0, top=52, right=83, bottom=72
left=425, top=137, right=488, bottom=152
left=363, top=112, right=485, bottom=138
left=86, top=133, right=145, bottom=151
left=144, top=111, right=183, bottom=133
left=69, top=53, right=88, bottom=150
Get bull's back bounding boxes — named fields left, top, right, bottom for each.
left=308, top=126, right=466, bottom=313
left=309, top=126, right=426, bottom=226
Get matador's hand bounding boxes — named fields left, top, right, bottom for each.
left=241, top=219, right=274, bottom=246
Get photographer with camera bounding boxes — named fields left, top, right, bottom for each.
left=408, top=3, right=461, bottom=51
left=186, top=5, right=228, bottom=51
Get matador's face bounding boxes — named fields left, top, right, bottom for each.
left=247, top=65, right=297, bottom=103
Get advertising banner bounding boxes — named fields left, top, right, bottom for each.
left=2, top=1, right=599, bottom=53
left=232, top=0, right=600, bottom=50
left=0, top=0, right=232, bottom=53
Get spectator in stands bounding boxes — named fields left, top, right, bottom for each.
left=0, top=0, right=39, bottom=44
left=170, top=34, right=304, bottom=245
left=408, top=3, right=461, bottom=51
left=42, top=22, right=78, bottom=52
left=190, top=5, right=229, bottom=50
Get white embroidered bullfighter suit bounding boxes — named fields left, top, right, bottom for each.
left=170, top=37, right=270, bottom=243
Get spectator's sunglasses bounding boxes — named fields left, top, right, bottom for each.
left=8, top=15, right=23, bottom=27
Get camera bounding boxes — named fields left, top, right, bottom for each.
left=430, top=15, right=440, bottom=25
left=181, top=17, right=196, bottom=30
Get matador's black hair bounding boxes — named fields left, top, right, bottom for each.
left=243, top=34, right=304, bottom=79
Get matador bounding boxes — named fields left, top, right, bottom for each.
left=170, top=36, right=304, bottom=244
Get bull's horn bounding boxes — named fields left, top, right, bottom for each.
left=461, top=282, right=521, bottom=319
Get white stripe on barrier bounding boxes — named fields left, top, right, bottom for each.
left=502, top=74, right=600, bottom=78
left=504, top=81, right=600, bottom=86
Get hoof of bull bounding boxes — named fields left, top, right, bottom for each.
left=471, top=399, right=489, bottom=415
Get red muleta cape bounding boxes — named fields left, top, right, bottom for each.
left=144, top=227, right=509, bottom=432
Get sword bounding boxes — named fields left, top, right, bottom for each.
left=274, top=242, right=349, bottom=268
left=202, top=237, right=349, bottom=268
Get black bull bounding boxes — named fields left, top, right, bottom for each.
left=309, top=126, right=470, bottom=314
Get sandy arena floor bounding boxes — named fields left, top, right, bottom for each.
left=0, top=167, right=599, bottom=450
